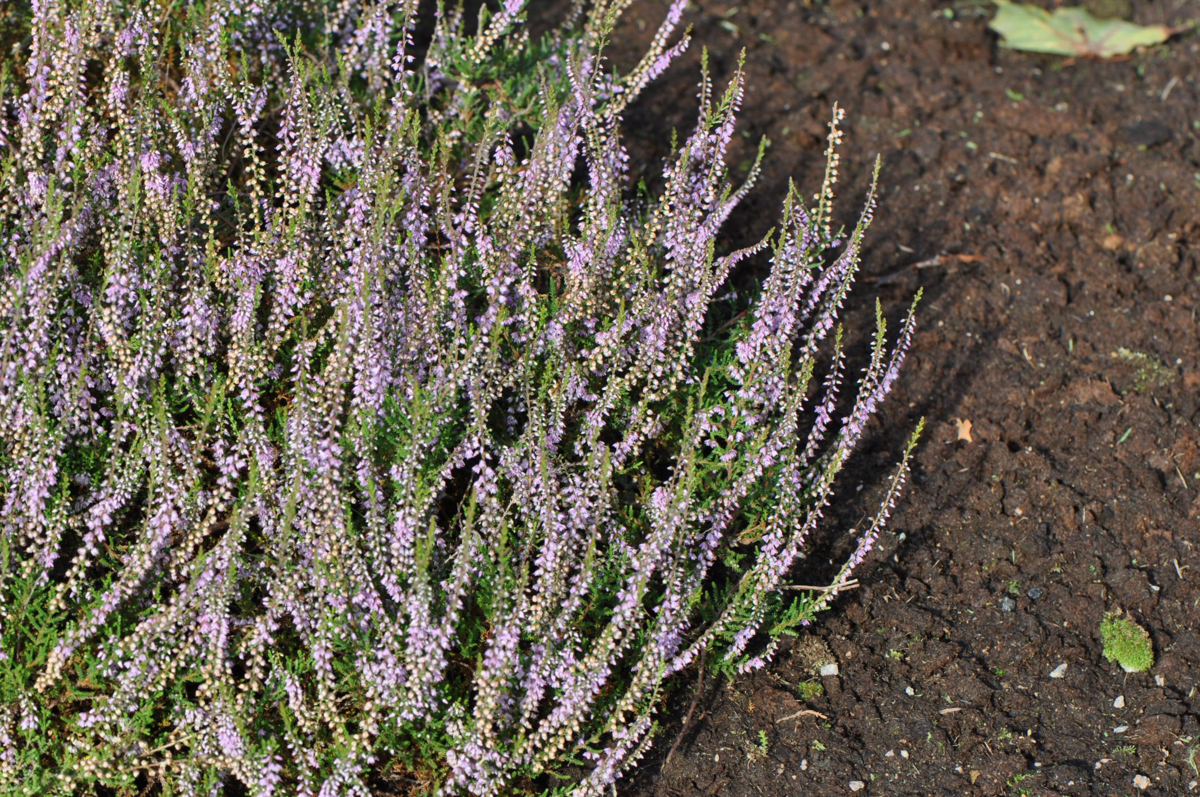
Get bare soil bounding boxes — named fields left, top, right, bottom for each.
left=598, top=1, right=1200, bottom=795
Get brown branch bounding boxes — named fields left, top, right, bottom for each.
left=777, top=708, right=828, bottom=723
left=780, top=578, right=860, bottom=594
left=663, top=649, right=706, bottom=771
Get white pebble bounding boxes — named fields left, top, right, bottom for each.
left=1155, top=674, right=1166, bottom=687
left=1114, top=725, right=1129, bottom=734
left=820, top=663, right=840, bottom=677
left=905, top=686, right=915, bottom=696
left=901, top=749, right=909, bottom=759
left=1113, top=695, right=1125, bottom=709
left=885, top=749, right=894, bottom=758
left=850, top=781, right=865, bottom=793
left=1134, top=774, right=1151, bottom=790
left=1049, top=663, right=1068, bottom=679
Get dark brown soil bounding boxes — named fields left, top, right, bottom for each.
left=601, top=1, right=1200, bottom=795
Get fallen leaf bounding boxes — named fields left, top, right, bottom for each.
left=990, top=1, right=1175, bottom=59
left=954, top=418, right=973, bottom=443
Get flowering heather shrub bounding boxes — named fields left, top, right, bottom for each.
left=0, top=0, right=921, bottom=794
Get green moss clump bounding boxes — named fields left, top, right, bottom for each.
left=1112, top=348, right=1174, bottom=394
left=1100, top=613, right=1154, bottom=673
left=796, top=680, right=825, bottom=702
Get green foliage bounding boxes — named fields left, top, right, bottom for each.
left=795, top=680, right=824, bottom=702
left=1100, top=612, right=1154, bottom=673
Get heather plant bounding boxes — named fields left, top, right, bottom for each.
left=0, top=1, right=920, bottom=794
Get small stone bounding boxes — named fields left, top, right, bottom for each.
left=820, top=663, right=839, bottom=677
left=1114, top=725, right=1128, bottom=734
left=1134, top=774, right=1151, bottom=790
left=1155, top=674, right=1166, bottom=687
left=1026, top=587, right=1043, bottom=600
left=885, top=749, right=894, bottom=758
left=801, top=759, right=808, bottom=771
left=1049, top=663, right=1068, bottom=679
left=849, top=781, right=865, bottom=793
left=900, top=749, right=909, bottom=759
left=905, top=686, right=916, bottom=696
left=1000, top=597, right=1016, bottom=612
left=1113, top=695, right=1125, bottom=709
